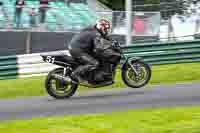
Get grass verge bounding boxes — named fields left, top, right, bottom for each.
left=1, top=106, right=200, bottom=133
left=1, top=62, right=200, bottom=99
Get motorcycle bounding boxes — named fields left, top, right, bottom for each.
left=40, top=39, right=151, bottom=99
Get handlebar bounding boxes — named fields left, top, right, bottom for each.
left=111, top=39, right=128, bottom=60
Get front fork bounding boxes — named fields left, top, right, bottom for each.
left=128, top=60, right=139, bottom=76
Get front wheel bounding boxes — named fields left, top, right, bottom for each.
left=45, top=68, right=78, bottom=99
left=122, top=60, right=151, bottom=88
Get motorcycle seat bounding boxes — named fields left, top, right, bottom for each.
left=63, top=54, right=76, bottom=63
left=40, top=51, right=69, bottom=57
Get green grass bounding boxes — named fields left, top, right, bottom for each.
left=1, top=106, right=200, bottom=133
left=1, top=62, right=200, bottom=99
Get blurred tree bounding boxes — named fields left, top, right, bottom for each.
left=160, top=0, right=187, bottom=19
left=98, top=0, right=159, bottom=11
left=98, top=0, right=186, bottom=18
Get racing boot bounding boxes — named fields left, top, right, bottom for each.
left=71, top=65, right=94, bottom=83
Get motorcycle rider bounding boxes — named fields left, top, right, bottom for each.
left=68, top=19, right=114, bottom=83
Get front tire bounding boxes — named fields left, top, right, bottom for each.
left=122, top=60, right=151, bottom=88
left=45, top=68, right=78, bottom=99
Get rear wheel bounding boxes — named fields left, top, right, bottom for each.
left=122, top=61, right=151, bottom=88
left=45, top=68, right=78, bottom=99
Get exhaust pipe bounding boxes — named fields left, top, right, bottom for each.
left=52, top=74, right=75, bottom=84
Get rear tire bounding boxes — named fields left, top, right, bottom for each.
left=122, top=61, right=151, bottom=88
left=45, top=68, right=78, bottom=99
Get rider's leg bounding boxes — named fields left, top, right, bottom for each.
left=72, top=53, right=99, bottom=81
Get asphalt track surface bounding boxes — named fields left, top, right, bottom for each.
left=1, top=82, right=200, bottom=121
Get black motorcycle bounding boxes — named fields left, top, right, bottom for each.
left=41, top=40, right=151, bottom=99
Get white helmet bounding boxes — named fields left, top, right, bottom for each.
left=96, top=19, right=111, bottom=35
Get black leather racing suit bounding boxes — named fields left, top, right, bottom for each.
left=68, top=25, right=111, bottom=81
